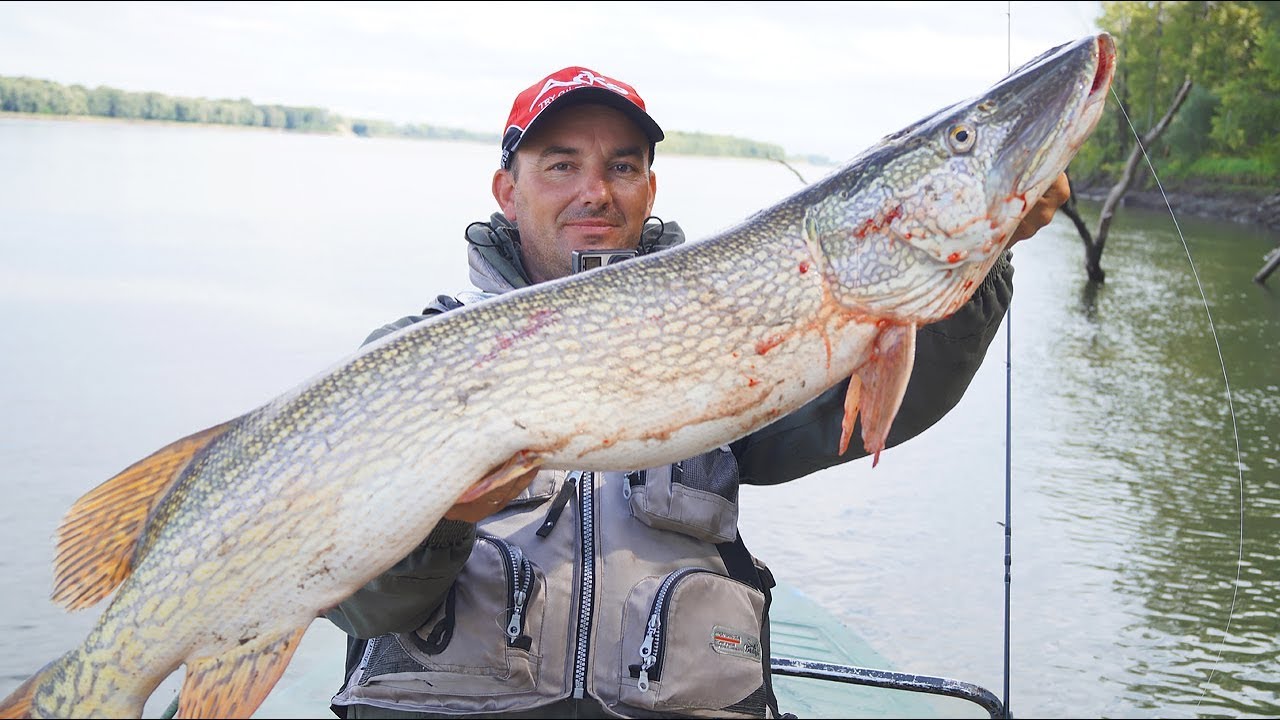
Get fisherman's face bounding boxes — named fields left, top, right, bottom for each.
left=493, top=103, right=657, bottom=284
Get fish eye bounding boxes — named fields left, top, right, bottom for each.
left=946, top=123, right=976, bottom=153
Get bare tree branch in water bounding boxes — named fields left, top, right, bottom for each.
left=1065, top=75, right=1193, bottom=283
left=1256, top=247, right=1280, bottom=285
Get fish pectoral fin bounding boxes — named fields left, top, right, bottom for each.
left=847, top=322, right=917, bottom=466
left=51, top=418, right=240, bottom=610
left=178, top=626, right=307, bottom=719
left=838, top=375, right=863, bottom=457
left=456, top=449, right=544, bottom=504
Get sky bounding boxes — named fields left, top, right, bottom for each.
left=0, top=1, right=1104, bottom=161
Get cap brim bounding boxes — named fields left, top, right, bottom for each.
left=519, top=87, right=665, bottom=150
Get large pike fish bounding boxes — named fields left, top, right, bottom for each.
left=2, top=33, right=1114, bottom=718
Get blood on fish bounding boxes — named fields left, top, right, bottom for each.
left=755, top=335, right=785, bottom=355
left=854, top=204, right=904, bottom=239
left=477, top=309, right=559, bottom=364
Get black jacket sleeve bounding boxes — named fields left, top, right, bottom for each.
left=324, top=519, right=476, bottom=638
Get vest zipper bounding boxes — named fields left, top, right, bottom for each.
left=352, top=634, right=380, bottom=687
left=622, top=469, right=645, bottom=500
left=636, top=567, right=713, bottom=691
left=477, top=535, right=533, bottom=648
left=571, top=471, right=596, bottom=699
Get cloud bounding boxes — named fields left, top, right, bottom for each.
left=0, top=1, right=1103, bottom=159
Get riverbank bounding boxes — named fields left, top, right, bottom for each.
left=0, top=110, right=818, bottom=164
left=1073, top=181, right=1280, bottom=232
left=0, top=110, right=345, bottom=136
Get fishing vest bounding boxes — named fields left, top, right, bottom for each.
left=330, top=454, right=780, bottom=718
left=332, top=217, right=780, bottom=717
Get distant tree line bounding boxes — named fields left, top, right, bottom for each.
left=0, top=75, right=339, bottom=131
left=1072, top=1, right=1280, bottom=191
left=660, top=130, right=786, bottom=161
left=0, top=75, right=801, bottom=162
left=348, top=118, right=495, bottom=143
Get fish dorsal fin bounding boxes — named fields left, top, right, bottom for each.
left=50, top=419, right=237, bottom=610
left=178, top=626, right=307, bottom=719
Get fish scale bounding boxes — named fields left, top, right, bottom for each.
left=1, top=32, right=1114, bottom=719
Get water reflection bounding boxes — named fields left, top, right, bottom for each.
left=1077, top=276, right=1102, bottom=320
left=1025, top=201, right=1279, bottom=717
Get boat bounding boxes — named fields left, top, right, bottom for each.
left=767, top=584, right=1005, bottom=718
left=150, top=583, right=1006, bottom=719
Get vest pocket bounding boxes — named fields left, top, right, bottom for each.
left=380, top=533, right=545, bottom=695
left=625, top=447, right=740, bottom=543
left=618, top=568, right=768, bottom=718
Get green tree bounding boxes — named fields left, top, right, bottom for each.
left=141, top=92, right=176, bottom=121
left=1211, top=4, right=1280, bottom=166
left=1089, top=1, right=1278, bottom=187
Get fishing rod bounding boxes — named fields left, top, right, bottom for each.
left=1001, top=3, right=1014, bottom=718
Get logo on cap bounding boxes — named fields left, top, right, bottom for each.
left=529, top=70, right=632, bottom=115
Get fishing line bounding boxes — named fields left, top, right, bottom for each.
left=1110, top=90, right=1246, bottom=709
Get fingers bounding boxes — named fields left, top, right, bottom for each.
left=1010, top=172, right=1071, bottom=244
left=444, top=467, right=541, bottom=523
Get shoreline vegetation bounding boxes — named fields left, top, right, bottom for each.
left=1071, top=2, right=1280, bottom=233
left=0, top=74, right=833, bottom=166
left=2, top=67, right=1275, bottom=232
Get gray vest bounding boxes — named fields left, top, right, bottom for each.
left=331, top=454, right=776, bottom=718
left=333, top=218, right=777, bottom=717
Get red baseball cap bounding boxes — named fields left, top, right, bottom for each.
left=500, top=66, right=664, bottom=169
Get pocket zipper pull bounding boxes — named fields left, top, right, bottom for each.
left=536, top=472, right=578, bottom=538
left=507, top=588, right=527, bottom=640
left=623, top=469, right=646, bottom=501
left=637, top=613, right=659, bottom=691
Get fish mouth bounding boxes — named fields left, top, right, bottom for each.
left=1091, top=34, right=1116, bottom=98
left=1007, top=33, right=1115, bottom=200
left=1074, top=33, right=1116, bottom=148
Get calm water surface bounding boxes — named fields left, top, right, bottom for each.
left=1, top=118, right=1276, bottom=718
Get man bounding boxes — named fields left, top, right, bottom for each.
left=326, top=66, right=1069, bottom=719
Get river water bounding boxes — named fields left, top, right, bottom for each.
left=0, top=117, right=1276, bottom=718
